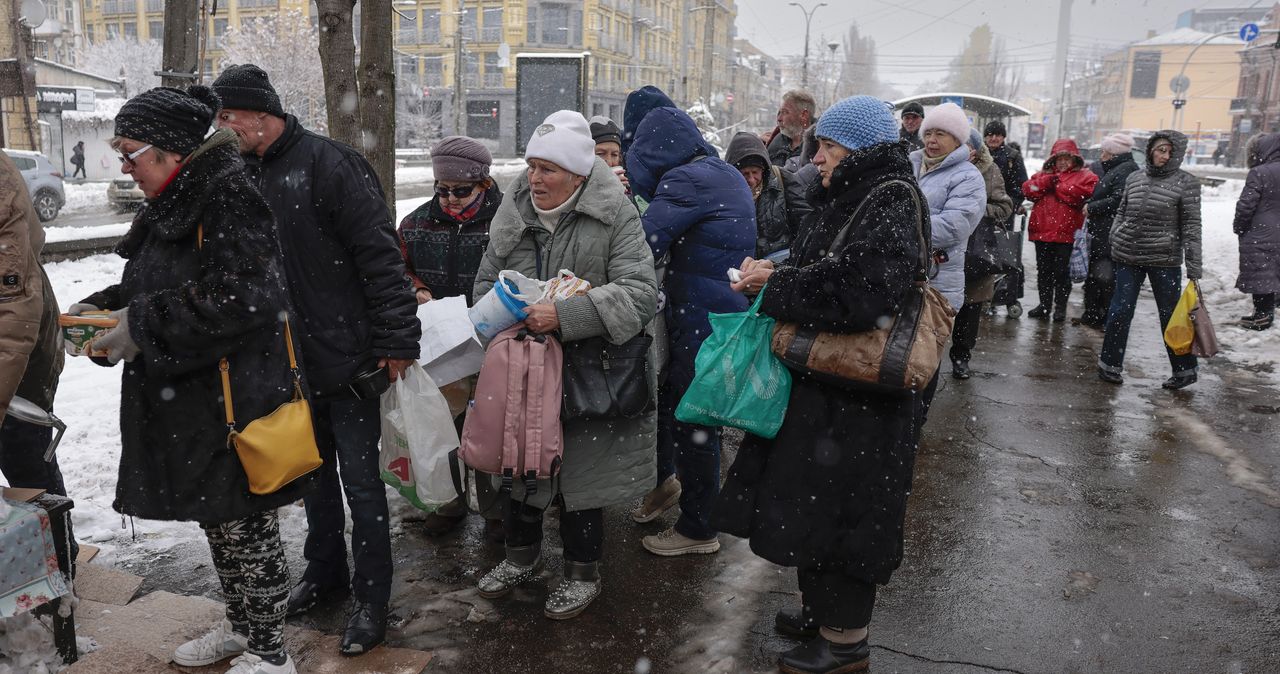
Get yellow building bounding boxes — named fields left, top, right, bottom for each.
left=1079, top=27, right=1240, bottom=156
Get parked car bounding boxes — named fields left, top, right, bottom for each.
left=3, top=148, right=65, bottom=222
left=107, top=178, right=145, bottom=212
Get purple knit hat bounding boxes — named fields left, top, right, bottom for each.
left=431, top=136, right=492, bottom=182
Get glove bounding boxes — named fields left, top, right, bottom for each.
left=66, top=302, right=99, bottom=316
left=92, top=308, right=141, bottom=364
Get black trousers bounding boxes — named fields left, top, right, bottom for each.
left=204, top=510, right=290, bottom=657
left=799, top=569, right=877, bottom=629
left=503, top=499, right=604, bottom=563
left=1254, top=293, right=1276, bottom=315
left=949, top=301, right=983, bottom=364
left=1034, top=241, right=1073, bottom=310
left=1081, top=249, right=1115, bottom=324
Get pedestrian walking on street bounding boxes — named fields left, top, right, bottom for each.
left=70, top=140, right=86, bottom=179
left=1078, top=133, right=1139, bottom=328
left=212, top=64, right=422, bottom=656
left=766, top=90, right=818, bottom=167
left=627, top=105, right=755, bottom=556
left=715, top=95, right=931, bottom=674
left=473, top=110, right=658, bottom=620
left=1099, top=131, right=1202, bottom=389
left=1232, top=132, right=1280, bottom=331
left=76, top=86, right=315, bottom=674
left=725, top=131, right=814, bottom=259
left=899, top=101, right=925, bottom=151
left=908, top=102, right=986, bottom=313
left=951, top=130, right=1014, bottom=379
left=1022, top=139, right=1098, bottom=322
left=397, top=135, right=502, bottom=536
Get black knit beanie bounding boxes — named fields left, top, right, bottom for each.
left=901, top=101, right=925, bottom=117
left=114, top=86, right=219, bottom=156
left=588, top=116, right=622, bottom=146
left=984, top=120, right=1007, bottom=137
left=212, top=64, right=285, bottom=117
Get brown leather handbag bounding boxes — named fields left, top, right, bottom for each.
left=770, top=179, right=957, bottom=395
left=1189, top=281, right=1219, bottom=358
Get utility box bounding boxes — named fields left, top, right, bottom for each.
left=515, top=53, right=588, bottom=154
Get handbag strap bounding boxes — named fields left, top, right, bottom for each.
left=826, top=179, right=931, bottom=282
left=197, top=223, right=302, bottom=431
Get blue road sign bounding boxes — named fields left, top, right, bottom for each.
left=942, top=95, right=964, bottom=107
left=1241, top=22, right=1261, bottom=42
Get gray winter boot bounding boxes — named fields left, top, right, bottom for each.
left=477, top=544, right=543, bottom=599
left=544, top=560, right=602, bottom=620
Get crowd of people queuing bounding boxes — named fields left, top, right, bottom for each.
left=1, top=58, right=1275, bottom=674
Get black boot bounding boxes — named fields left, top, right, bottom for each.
left=1161, top=372, right=1197, bottom=390
left=951, top=359, right=972, bottom=380
left=340, top=601, right=388, bottom=656
left=1027, top=305, right=1049, bottom=319
left=1097, top=367, right=1123, bottom=385
left=285, top=578, right=349, bottom=617
left=778, top=634, right=870, bottom=673
left=775, top=607, right=819, bottom=639
left=1242, top=313, right=1274, bottom=331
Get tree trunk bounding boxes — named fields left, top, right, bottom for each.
left=358, top=0, right=397, bottom=205
left=314, top=0, right=360, bottom=149
left=160, top=0, right=199, bottom=89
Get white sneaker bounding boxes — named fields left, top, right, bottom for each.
left=173, top=619, right=248, bottom=666
left=225, top=653, right=297, bottom=674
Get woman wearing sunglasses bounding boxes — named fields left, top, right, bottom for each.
left=395, top=135, right=503, bottom=536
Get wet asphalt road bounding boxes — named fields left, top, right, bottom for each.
left=123, top=295, right=1280, bottom=673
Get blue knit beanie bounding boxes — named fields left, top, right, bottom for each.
left=815, top=95, right=899, bottom=152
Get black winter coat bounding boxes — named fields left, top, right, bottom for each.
left=1111, top=130, right=1202, bottom=279
left=397, top=187, right=502, bottom=305
left=990, top=142, right=1028, bottom=216
left=713, top=141, right=926, bottom=585
left=245, top=115, right=420, bottom=395
left=1233, top=133, right=1280, bottom=293
left=755, top=166, right=815, bottom=258
left=82, top=130, right=315, bottom=525
left=1085, top=153, right=1139, bottom=258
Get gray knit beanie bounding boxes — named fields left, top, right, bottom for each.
left=431, top=136, right=492, bottom=181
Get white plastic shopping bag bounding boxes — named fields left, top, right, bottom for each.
left=379, top=363, right=459, bottom=512
left=417, top=295, right=485, bottom=386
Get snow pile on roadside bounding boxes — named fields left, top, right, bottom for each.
left=59, top=183, right=110, bottom=216
left=395, top=159, right=527, bottom=186
left=44, top=223, right=131, bottom=244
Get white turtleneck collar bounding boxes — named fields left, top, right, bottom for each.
left=533, top=184, right=585, bottom=232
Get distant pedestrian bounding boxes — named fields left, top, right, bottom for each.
left=908, top=101, right=985, bottom=312
left=1022, top=139, right=1098, bottom=322
left=1213, top=145, right=1224, bottom=165
left=766, top=90, right=817, bottom=167
left=473, top=110, right=658, bottom=620
left=1078, top=133, right=1138, bottom=328
left=724, top=131, right=813, bottom=259
left=397, top=135, right=503, bottom=536
left=1099, top=131, right=1201, bottom=389
left=628, top=105, right=755, bottom=557
left=899, top=101, right=924, bottom=151
left=951, top=130, right=1014, bottom=379
left=1232, top=132, right=1280, bottom=331
left=984, top=120, right=1028, bottom=311
left=716, top=95, right=931, bottom=674
left=70, top=141, right=85, bottom=179
left=213, top=63, right=421, bottom=656
left=78, top=86, right=315, bottom=674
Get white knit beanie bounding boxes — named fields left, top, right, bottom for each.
left=1100, top=133, right=1135, bottom=155
left=525, top=110, right=597, bottom=177
left=920, top=102, right=971, bottom=147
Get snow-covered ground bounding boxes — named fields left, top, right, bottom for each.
left=396, top=159, right=528, bottom=186
left=59, top=183, right=113, bottom=217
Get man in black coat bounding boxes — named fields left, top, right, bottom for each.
left=765, top=89, right=817, bottom=167
left=984, top=120, right=1029, bottom=308
left=1079, top=133, right=1139, bottom=328
left=213, top=64, right=420, bottom=656
left=898, top=101, right=924, bottom=151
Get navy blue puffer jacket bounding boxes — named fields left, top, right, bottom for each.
left=626, top=107, right=755, bottom=387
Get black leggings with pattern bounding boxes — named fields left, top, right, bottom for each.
left=203, top=509, right=290, bottom=657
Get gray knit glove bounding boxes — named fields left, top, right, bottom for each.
left=93, top=308, right=141, bottom=364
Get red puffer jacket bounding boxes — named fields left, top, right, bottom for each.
left=1022, top=139, right=1099, bottom=244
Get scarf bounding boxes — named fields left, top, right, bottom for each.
left=442, top=190, right=485, bottom=221
left=920, top=152, right=948, bottom=175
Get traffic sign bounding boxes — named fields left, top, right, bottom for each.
left=1170, top=75, right=1190, bottom=94
left=1241, top=22, right=1261, bottom=42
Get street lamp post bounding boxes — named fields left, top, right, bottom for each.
left=789, top=1, right=826, bottom=90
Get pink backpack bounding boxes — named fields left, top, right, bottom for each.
left=460, top=326, right=564, bottom=494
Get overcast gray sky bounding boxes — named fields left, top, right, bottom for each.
left=734, top=0, right=1266, bottom=93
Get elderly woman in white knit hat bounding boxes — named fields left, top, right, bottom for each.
left=470, top=110, right=658, bottom=620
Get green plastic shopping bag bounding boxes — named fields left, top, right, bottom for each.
left=675, top=288, right=792, bottom=438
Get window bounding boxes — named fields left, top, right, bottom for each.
left=1130, top=50, right=1161, bottom=99
left=106, top=23, right=120, bottom=39
left=86, top=24, right=94, bottom=43
left=212, top=17, right=228, bottom=38
left=464, top=53, right=479, bottom=87
left=398, top=56, right=418, bottom=77
left=11, top=157, right=37, bottom=171
left=101, top=0, right=119, bottom=15
left=483, top=52, right=502, bottom=87
left=397, top=10, right=417, bottom=42
left=460, top=7, right=477, bottom=40
left=123, top=21, right=137, bottom=39
left=526, top=5, right=537, bottom=41
left=423, top=9, right=440, bottom=42
left=145, top=0, right=164, bottom=11
left=148, top=20, right=163, bottom=40
left=424, top=59, right=443, bottom=87
left=541, top=3, right=568, bottom=44
left=481, top=7, right=503, bottom=42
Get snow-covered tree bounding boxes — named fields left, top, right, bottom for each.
left=686, top=99, right=724, bottom=155
left=78, top=38, right=162, bottom=96
left=219, top=10, right=327, bottom=132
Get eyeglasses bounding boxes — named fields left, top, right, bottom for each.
left=902, top=113, right=922, bottom=120
left=435, top=183, right=478, bottom=199
left=119, top=144, right=153, bottom=168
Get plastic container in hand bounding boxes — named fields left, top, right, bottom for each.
left=468, top=271, right=542, bottom=340
left=59, top=312, right=118, bottom=357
